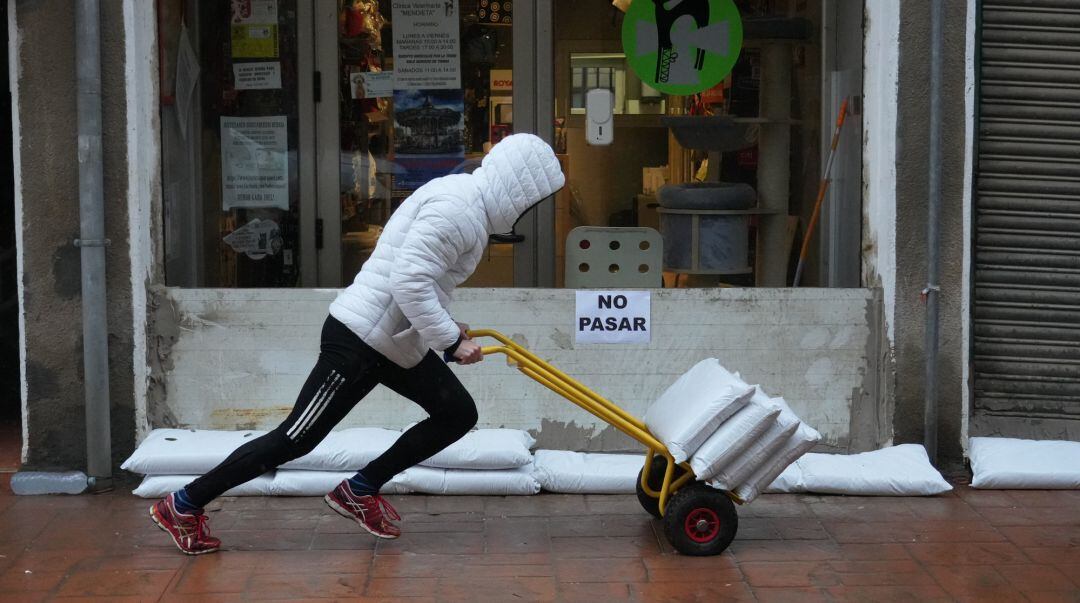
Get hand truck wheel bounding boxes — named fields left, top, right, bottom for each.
left=662, top=483, right=738, bottom=556
left=636, top=455, right=687, bottom=519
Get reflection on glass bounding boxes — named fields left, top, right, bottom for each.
left=568, top=53, right=666, bottom=115
left=338, top=0, right=515, bottom=286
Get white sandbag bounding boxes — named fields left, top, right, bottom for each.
left=689, top=400, right=780, bottom=480
left=400, top=465, right=540, bottom=495
left=709, top=408, right=799, bottom=491
left=419, top=428, right=536, bottom=470
left=798, top=444, right=951, bottom=495
left=132, top=473, right=276, bottom=498
left=733, top=421, right=821, bottom=503
left=970, top=437, right=1080, bottom=489
left=644, top=359, right=755, bottom=463
left=764, top=462, right=804, bottom=493
left=122, top=429, right=266, bottom=475
left=270, top=470, right=411, bottom=496
left=532, top=450, right=643, bottom=494
left=280, top=428, right=401, bottom=471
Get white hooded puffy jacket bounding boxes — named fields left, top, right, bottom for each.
left=329, top=133, right=566, bottom=368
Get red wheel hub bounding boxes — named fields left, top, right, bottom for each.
left=684, top=507, right=721, bottom=543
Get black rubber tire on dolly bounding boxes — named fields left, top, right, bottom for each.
left=662, top=483, right=739, bottom=556
left=635, top=455, right=687, bottom=519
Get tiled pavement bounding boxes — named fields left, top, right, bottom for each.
left=0, top=479, right=1078, bottom=601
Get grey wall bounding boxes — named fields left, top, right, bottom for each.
left=152, top=287, right=888, bottom=454
left=892, top=0, right=968, bottom=470
left=12, top=0, right=134, bottom=469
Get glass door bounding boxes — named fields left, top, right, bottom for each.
left=315, top=0, right=530, bottom=287
left=160, top=0, right=317, bottom=287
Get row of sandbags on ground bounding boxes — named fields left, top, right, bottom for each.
left=123, top=427, right=1080, bottom=497
left=126, top=427, right=544, bottom=497
left=124, top=425, right=672, bottom=497
left=122, top=425, right=953, bottom=498
left=123, top=427, right=959, bottom=499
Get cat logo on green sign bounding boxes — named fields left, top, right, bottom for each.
left=622, top=0, right=743, bottom=95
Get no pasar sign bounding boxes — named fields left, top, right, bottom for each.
left=575, top=291, right=651, bottom=344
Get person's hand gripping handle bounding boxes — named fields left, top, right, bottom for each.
left=445, top=322, right=483, bottom=364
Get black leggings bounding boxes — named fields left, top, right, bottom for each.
left=184, top=315, right=478, bottom=507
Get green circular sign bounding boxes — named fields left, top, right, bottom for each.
left=621, top=0, right=744, bottom=96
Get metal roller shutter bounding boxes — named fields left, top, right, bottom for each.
left=973, top=0, right=1080, bottom=437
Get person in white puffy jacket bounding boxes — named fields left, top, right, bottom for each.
left=149, top=134, right=565, bottom=554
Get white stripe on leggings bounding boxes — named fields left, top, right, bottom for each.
left=286, top=371, right=341, bottom=440
left=286, top=372, right=334, bottom=438
left=294, top=374, right=345, bottom=440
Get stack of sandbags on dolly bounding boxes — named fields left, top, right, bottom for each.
left=643, top=358, right=821, bottom=503
left=123, top=427, right=541, bottom=497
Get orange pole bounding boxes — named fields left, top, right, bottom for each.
left=793, top=98, right=849, bottom=286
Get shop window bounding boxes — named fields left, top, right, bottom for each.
left=553, top=0, right=841, bottom=288
left=158, top=0, right=857, bottom=290
left=159, top=0, right=516, bottom=288
left=337, top=2, right=515, bottom=286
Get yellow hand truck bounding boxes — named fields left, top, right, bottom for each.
left=469, top=330, right=740, bottom=556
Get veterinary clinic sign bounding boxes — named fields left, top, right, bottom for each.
left=575, top=291, right=651, bottom=344
left=392, top=0, right=462, bottom=89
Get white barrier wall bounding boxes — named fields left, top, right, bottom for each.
left=150, top=288, right=886, bottom=452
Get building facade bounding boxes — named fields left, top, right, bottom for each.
left=7, top=0, right=1070, bottom=483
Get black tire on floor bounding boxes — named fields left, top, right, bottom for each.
left=635, top=455, right=686, bottom=519
left=662, top=483, right=739, bottom=556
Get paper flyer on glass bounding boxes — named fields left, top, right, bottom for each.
left=230, top=0, right=280, bottom=58
left=391, top=0, right=462, bottom=89
left=220, top=116, right=290, bottom=210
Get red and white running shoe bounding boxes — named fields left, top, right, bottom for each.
left=324, top=480, right=402, bottom=539
left=149, top=493, right=222, bottom=555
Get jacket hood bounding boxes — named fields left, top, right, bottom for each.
left=473, top=133, right=566, bottom=234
